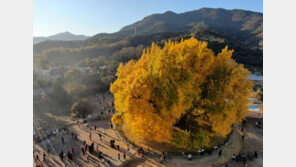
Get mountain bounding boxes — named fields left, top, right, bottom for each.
left=115, top=8, right=262, bottom=43
left=33, top=31, right=90, bottom=44
left=34, top=8, right=263, bottom=73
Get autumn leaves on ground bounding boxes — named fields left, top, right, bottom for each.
left=111, top=37, right=253, bottom=153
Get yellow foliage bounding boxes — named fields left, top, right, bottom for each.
left=110, top=37, right=252, bottom=142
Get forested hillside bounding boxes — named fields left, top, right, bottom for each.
left=34, top=8, right=262, bottom=73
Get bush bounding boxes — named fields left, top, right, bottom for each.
left=172, top=130, right=192, bottom=149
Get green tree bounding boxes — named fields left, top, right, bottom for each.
left=52, top=76, right=69, bottom=104
left=66, top=82, right=87, bottom=100
left=71, top=98, right=91, bottom=118
left=37, top=59, right=50, bottom=70
left=64, top=68, right=84, bottom=83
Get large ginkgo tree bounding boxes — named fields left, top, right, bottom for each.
left=110, top=37, right=252, bottom=149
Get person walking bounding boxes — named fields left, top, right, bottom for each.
left=84, top=143, right=88, bottom=153
left=67, top=151, right=71, bottom=160
left=61, top=137, right=65, bottom=144
left=86, top=154, right=89, bottom=163
left=81, top=147, right=85, bottom=155
left=60, top=151, right=64, bottom=162
left=162, top=152, right=166, bottom=162
left=35, top=154, right=40, bottom=163
left=219, top=150, right=222, bottom=156
left=123, top=152, right=126, bottom=159
left=99, top=133, right=102, bottom=140
left=89, top=133, right=92, bottom=141
left=242, top=135, right=245, bottom=141
left=72, top=147, right=75, bottom=154
left=97, top=143, right=99, bottom=152
left=118, top=153, right=121, bottom=160
left=43, top=152, right=47, bottom=163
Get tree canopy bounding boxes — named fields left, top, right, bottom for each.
left=110, top=37, right=252, bottom=148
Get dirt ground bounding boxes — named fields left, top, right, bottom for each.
left=122, top=119, right=262, bottom=167
left=33, top=93, right=263, bottom=167
left=33, top=93, right=140, bottom=167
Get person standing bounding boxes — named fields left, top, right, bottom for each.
left=62, top=137, right=65, bottom=144
left=254, top=150, right=258, bottom=158
left=72, top=147, right=75, bottom=154
left=242, top=135, right=245, bottom=141
left=243, top=157, right=247, bottom=165
left=97, top=143, right=99, bottom=152
left=99, top=133, right=102, bottom=140
left=163, top=153, right=166, bottom=162
left=127, top=146, right=130, bottom=154
left=118, top=153, right=121, bottom=160
left=187, top=154, right=192, bottom=161
left=219, top=150, right=222, bottom=156
left=123, top=152, right=126, bottom=159
left=89, top=133, right=92, bottom=141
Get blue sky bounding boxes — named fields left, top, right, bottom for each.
left=33, top=0, right=263, bottom=37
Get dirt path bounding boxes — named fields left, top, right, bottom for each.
left=122, top=119, right=262, bottom=167
left=33, top=120, right=139, bottom=167
left=123, top=129, right=242, bottom=167
left=33, top=93, right=263, bottom=167
left=223, top=119, right=263, bottom=167
left=33, top=93, right=139, bottom=167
